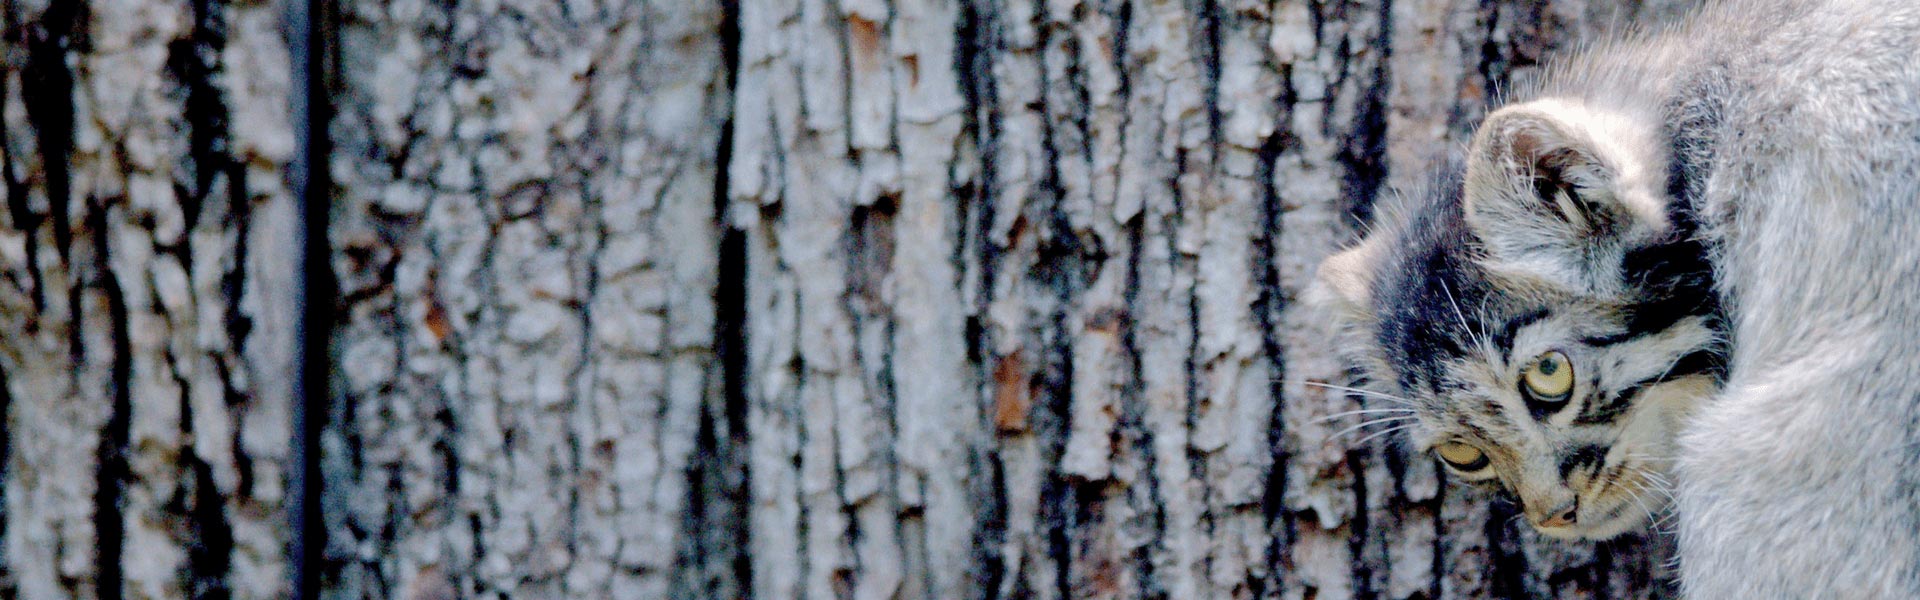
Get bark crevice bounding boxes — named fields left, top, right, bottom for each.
left=0, top=362, right=13, bottom=593
left=92, top=200, right=132, bottom=600
left=167, top=1, right=243, bottom=594
left=0, top=0, right=1674, bottom=596
left=705, top=0, right=754, bottom=597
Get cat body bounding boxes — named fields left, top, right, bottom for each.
left=1317, top=0, right=1920, bottom=596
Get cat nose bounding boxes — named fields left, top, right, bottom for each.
left=1535, top=501, right=1578, bottom=528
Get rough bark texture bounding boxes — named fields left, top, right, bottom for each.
left=318, top=0, right=1706, bottom=598
left=726, top=0, right=1693, bottom=598
left=0, top=0, right=1710, bottom=598
left=0, top=0, right=297, bottom=597
left=322, top=1, right=733, bottom=597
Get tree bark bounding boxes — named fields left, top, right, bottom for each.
left=321, top=0, right=1700, bottom=598
left=0, top=0, right=1708, bottom=598
left=322, top=1, right=734, bottom=597
left=0, top=0, right=298, bottom=597
left=722, top=0, right=1690, bottom=598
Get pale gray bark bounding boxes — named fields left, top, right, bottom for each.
left=323, top=0, right=732, bottom=597
left=322, top=0, right=1698, bottom=598
left=0, top=0, right=1708, bottom=597
left=726, top=0, right=1690, bottom=598
left=0, top=0, right=298, bottom=597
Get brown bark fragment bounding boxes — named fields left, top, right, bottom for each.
left=995, top=350, right=1032, bottom=434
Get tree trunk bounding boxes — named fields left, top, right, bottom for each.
left=323, top=0, right=1701, bottom=598
left=322, top=1, right=734, bottom=597
left=1, top=0, right=1706, bottom=598
left=726, top=0, right=1691, bottom=598
left=0, top=0, right=298, bottom=597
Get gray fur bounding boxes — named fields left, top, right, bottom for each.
left=1315, top=0, right=1920, bottom=595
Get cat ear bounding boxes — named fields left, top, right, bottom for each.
left=1312, top=238, right=1385, bottom=320
left=1463, top=100, right=1673, bottom=296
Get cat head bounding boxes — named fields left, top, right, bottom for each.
left=1312, top=99, right=1724, bottom=540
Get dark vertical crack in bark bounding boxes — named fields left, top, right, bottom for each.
left=21, top=2, right=117, bottom=596
left=0, top=363, right=13, bottom=594
left=0, top=6, right=21, bottom=587
left=955, top=2, right=1010, bottom=597
left=1103, top=5, right=1164, bottom=598
left=187, top=456, right=235, bottom=600
left=673, top=3, right=737, bottom=575
left=684, top=403, right=722, bottom=595
left=1197, top=0, right=1224, bottom=147
left=1251, top=92, right=1297, bottom=599
left=167, top=0, right=241, bottom=595
left=706, top=225, right=753, bottom=600
left=92, top=202, right=133, bottom=600
left=1337, top=0, right=1392, bottom=228
left=1036, top=205, right=1080, bottom=600
left=1173, top=150, right=1213, bottom=589
left=710, top=0, right=753, bottom=596
left=1119, top=209, right=1165, bottom=600
left=0, top=5, right=45, bottom=314
left=170, top=0, right=233, bottom=231
left=289, top=0, right=334, bottom=595
left=1347, top=447, right=1378, bottom=600
left=172, top=357, right=233, bottom=600
left=23, top=1, right=85, bottom=371
left=1348, top=5, right=1393, bottom=597
left=1473, top=0, right=1510, bottom=124
left=22, top=2, right=80, bottom=267
left=842, top=194, right=899, bottom=595
left=1031, top=11, right=1093, bottom=594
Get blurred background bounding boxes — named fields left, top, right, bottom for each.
left=0, top=0, right=1698, bottom=598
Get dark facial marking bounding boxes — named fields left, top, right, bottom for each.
left=1572, top=349, right=1726, bottom=425
left=1559, top=444, right=1609, bottom=481
left=1457, top=419, right=1497, bottom=443
left=1580, top=330, right=1637, bottom=348
left=1373, top=164, right=1496, bottom=395
left=1574, top=390, right=1635, bottom=426
left=1492, top=309, right=1551, bottom=352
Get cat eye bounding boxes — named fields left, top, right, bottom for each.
left=1521, top=350, right=1575, bottom=402
left=1435, top=442, right=1491, bottom=473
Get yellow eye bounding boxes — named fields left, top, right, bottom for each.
left=1436, top=442, right=1490, bottom=471
left=1522, top=350, right=1575, bottom=401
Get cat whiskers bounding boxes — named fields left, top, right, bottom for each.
left=1617, top=462, right=1680, bottom=534
left=1284, top=380, right=1420, bottom=408
left=1618, top=476, right=1664, bottom=533
left=1327, top=416, right=1418, bottom=440
left=1353, top=423, right=1416, bottom=446
left=1636, top=469, right=1681, bottom=532
left=1441, top=280, right=1493, bottom=359
left=1310, top=407, right=1419, bottom=424
left=1273, top=380, right=1424, bottom=446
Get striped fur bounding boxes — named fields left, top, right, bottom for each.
left=1315, top=0, right=1920, bottom=595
